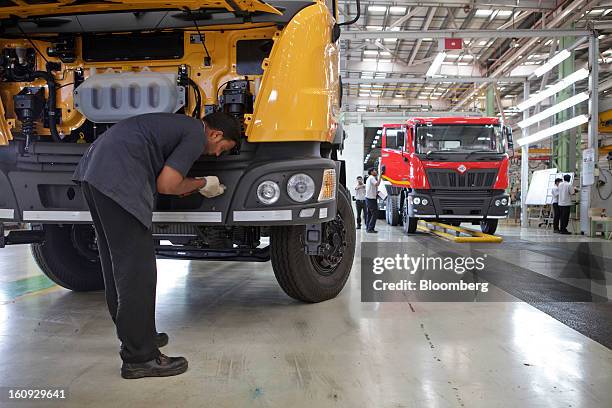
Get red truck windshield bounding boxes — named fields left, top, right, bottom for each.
left=415, top=124, right=504, bottom=154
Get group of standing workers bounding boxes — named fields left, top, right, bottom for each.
left=353, top=169, right=381, bottom=233
left=551, top=174, right=576, bottom=234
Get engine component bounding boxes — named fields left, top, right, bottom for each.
left=46, top=36, right=76, bottom=63
left=220, top=79, right=253, bottom=120
left=73, top=70, right=186, bottom=123
left=13, top=87, right=46, bottom=149
left=0, top=47, right=36, bottom=82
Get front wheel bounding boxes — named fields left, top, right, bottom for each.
left=386, top=195, right=400, bottom=226
left=401, top=197, right=418, bottom=234
left=31, top=224, right=104, bottom=291
left=480, top=219, right=498, bottom=235
left=270, top=185, right=356, bottom=303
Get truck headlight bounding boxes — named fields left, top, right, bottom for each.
left=287, top=173, right=315, bottom=202
left=495, top=199, right=501, bottom=207
left=501, top=198, right=508, bottom=206
left=257, top=181, right=280, bottom=205
left=413, top=197, right=421, bottom=205
left=318, top=169, right=337, bottom=202
left=421, top=198, right=429, bottom=206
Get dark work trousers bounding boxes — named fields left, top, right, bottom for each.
left=559, top=205, right=571, bottom=232
left=355, top=200, right=366, bottom=228
left=552, top=203, right=560, bottom=231
left=365, top=198, right=378, bottom=231
left=81, top=182, right=160, bottom=364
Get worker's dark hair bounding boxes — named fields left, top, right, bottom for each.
left=357, top=176, right=363, bottom=179
left=368, top=168, right=376, bottom=175
left=203, top=112, right=241, bottom=145
left=563, top=174, right=571, bottom=182
left=555, top=178, right=563, bottom=184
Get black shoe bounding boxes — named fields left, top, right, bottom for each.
left=356, top=225, right=361, bottom=229
left=553, top=229, right=560, bottom=234
left=560, top=230, right=571, bottom=235
left=121, top=354, right=188, bottom=379
left=367, top=230, right=378, bottom=233
left=156, top=332, right=169, bottom=348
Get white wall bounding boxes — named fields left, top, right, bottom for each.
left=339, top=123, right=365, bottom=197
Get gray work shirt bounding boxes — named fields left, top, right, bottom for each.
left=73, top=113, right=206, bottom=229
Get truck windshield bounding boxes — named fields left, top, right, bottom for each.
left=415, top=124, right=504, bottom=154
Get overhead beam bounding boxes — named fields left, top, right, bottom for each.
left=337, top=0, right=558, bottom=10
left=341, top=29, right=592, bottom=41
left=389, top=7, right=423, bottom=29
left=343, top=77, right=528, bottom=85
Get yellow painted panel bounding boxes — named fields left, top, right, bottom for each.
left=247, top=2, right=340, bottom=142
left=0, top=96, right=11, bottom=145
left=0, top=0, right=281, bottom=19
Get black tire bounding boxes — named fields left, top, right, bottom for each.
left=31, top=224, right=104, bottom=291
left=386, top=195, right=400, bottom=226
left=270, top=185, right=356, bottom=303
left=480, top=219, right=498, bottom=235
left=401, top=197, right=418, bottom=234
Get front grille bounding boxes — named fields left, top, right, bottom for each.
left=439, top=198, right=485, bottom=207
left=426, top=169, right=498, bottom=189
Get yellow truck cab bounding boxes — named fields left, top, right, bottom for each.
left=0, top=0, right=356, bottom=303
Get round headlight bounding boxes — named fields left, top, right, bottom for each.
left=501, top=198, right=508, bottom=206
left=421, top=198, right=429, bottom=206
left=287, top=174, right=315, bottom=202
left=413, top=197, right=421, bottom=205
left=257, top=181, right=280, bottom=205
left=495, top=199, right=501, bottom=207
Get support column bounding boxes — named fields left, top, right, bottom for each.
left=339, top=123, right=365, bottom=189
left=521, top=82, right=530, bottom=227
left=486, top=85, right=495, bottom=116
left=581, top=33, right=599, bottom=234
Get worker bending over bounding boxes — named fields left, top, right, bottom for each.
left=73, top=112, right=240, bottom=379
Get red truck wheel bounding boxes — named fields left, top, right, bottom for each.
left=270, top=185, right=355, bottom=303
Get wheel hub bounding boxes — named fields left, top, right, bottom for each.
left=309, top=213, right=347, bottom=276
left=70, top=225, right=99, bottom=262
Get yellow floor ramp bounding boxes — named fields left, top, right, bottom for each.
left=417, top=221, right=503, bottom=243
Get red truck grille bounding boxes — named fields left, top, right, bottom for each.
left=426, top=169, right=498, bottom=189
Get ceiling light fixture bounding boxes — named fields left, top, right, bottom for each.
left=516, top=115, right=588, bottom=146
left=533, top=49, right=572, bottom=77
left=516, top=68, right=589, bottom=111
left=517, top=92, right=589, bottom=129
left=426, top=52, right=447, bottom=77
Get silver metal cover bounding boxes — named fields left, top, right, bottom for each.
left=73, top=70, right=185, bottom=123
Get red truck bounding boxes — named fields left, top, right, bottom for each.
left=379, top=117, right=513, bottom=235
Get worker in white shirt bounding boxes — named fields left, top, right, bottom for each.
left=354, top=176, right=366, bottom=229
left=558, top=174, right=575, bottom=235
left=365, top=168, right=381, bottom=233
left=551, top=178, right=562, bottom=233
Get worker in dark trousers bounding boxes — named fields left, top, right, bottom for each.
left=558, top=174, right=575, bottom=235
left=365, top=168, right=381, bottom=233
left=73, top=112, right=240, bottom=379
left=354, top=176, right=366, bottom=229
left=551, top=178, right=562, bottom=232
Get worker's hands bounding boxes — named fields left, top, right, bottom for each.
left=198, top=176, right=226, bottom=198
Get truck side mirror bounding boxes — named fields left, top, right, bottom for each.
left=381, top=165, right=386, bottom=175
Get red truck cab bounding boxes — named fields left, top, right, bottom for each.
left=380, top=117, right=513, bottom=235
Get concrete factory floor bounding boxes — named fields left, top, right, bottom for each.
left=0, top=224, right=611, bottom=407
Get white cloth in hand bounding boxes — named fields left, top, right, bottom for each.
left=199, top=176, right=226, bottom=198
